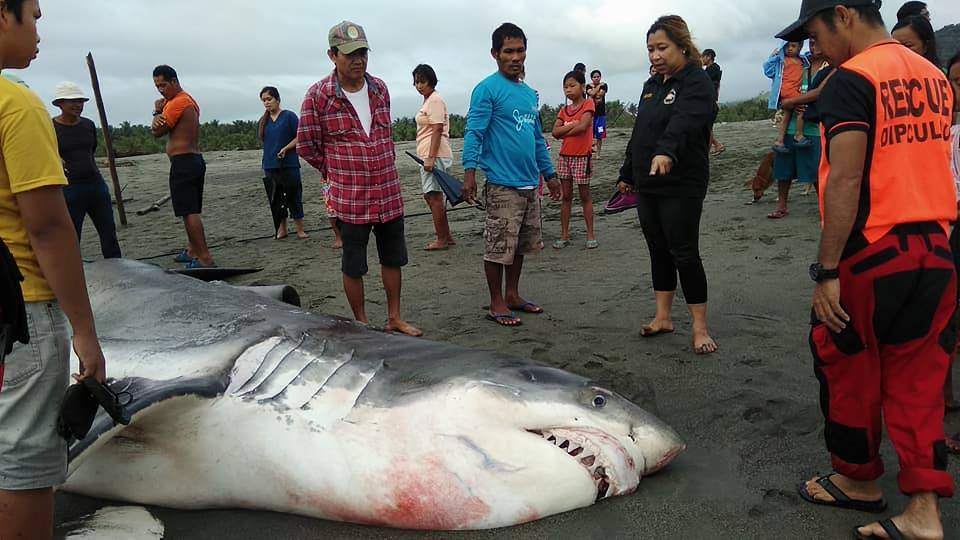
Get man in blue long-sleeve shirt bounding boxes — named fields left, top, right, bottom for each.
left=463, top=23, right=560, bottom=327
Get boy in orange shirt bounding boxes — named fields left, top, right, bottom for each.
left=764, top=41, right=811, bottom=152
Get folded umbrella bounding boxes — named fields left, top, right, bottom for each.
left=405, top=152, right=467, bottom=207
left=262, top=176, right=287, bottom=233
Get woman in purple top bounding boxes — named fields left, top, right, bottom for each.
left=259, top=87, right=308, bottom=239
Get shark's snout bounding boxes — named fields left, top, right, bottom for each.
left=632, top=423, right=685, bottom=476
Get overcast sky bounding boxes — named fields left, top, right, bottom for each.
left=12, top=0, right=960, bottom=126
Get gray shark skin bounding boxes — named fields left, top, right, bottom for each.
left=63, top=259, right=684, bottom=530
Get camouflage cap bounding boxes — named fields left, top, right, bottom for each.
left=328, top=21, right=370, bottom=55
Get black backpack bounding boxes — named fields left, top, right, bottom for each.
left=0, top=237, right=29, bottom=357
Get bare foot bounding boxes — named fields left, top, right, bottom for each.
left=692, top=328, right=718, bottom=354
left=804, top=474, right=883, bottom=505
left=424, top=240, right=449, bottom=251
left=640, top=317, right=674, bottom=337
left=855, top=493, right=943, bottom=540
left=297, top=232, right=310, bottom=239
left=331, top=239, right=343, bottom=250
left=276, top=225, right=288, bottom=240
left=386, top=319, right=423, bottom=337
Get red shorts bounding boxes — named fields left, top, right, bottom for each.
left=811, top=223, right=955, bottom=497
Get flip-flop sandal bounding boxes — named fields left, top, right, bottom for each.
left=508, top=301, right=544, bottom=314
left=184, top=259, right=219, bottom=270
left=486, top=312, right=521, bottom=327
left=173, top=249, right=193, bottom=263
left=552, top=239, right=570, bottom=249
left=767, top=209, right=789, bottom=219
left=424, top=243, right=449, bottom=251
left=640, top=326, right=674, bottom=338
left=798, top=474, right=887, bottom=514
left=853, top=518, right=904, bottom=540
left=586, top=239, right=600, bottom=249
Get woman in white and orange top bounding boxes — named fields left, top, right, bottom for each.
left=413, top=64, right=455, bottom=251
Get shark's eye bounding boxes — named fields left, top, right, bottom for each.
left=592, top=395, right=607, bottom=409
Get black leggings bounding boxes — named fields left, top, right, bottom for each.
left=636, top=194, right=708, bottom=304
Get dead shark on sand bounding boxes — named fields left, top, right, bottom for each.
left=63, top=259, right=685, bottom=530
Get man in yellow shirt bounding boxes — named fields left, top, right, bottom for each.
left=0, top=2, right=107, bottom=539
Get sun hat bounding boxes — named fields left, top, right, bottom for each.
left=328, top=21, right=370, bottom=55
left=52, top=81, right=89, bottom=105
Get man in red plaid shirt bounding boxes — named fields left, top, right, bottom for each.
left=298, top=21, right=421, bottom=337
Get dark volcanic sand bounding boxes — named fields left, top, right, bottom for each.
left=56, top=121, right=959, bottom=539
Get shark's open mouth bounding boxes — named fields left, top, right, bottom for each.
left=528, top=429, right=619, bottom=502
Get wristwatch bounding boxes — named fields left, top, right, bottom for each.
left=809, top=262, right=839, bottom=282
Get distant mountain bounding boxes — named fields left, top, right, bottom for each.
left=936, top=24, right=959, bottom=65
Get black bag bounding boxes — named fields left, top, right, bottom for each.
left=0, top=237, right=28, bottom=357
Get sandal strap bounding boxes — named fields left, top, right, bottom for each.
left=815, top=475, right=852, bottom=503
left=879, top=519, right=905, bottom=540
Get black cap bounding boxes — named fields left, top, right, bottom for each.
left=775, top=0, right=881, bottom=41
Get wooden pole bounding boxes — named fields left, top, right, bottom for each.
left=86, top=52, right=127, bottom=226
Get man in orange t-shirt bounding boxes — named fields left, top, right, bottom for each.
left=150, top=65, right=214, bottom=268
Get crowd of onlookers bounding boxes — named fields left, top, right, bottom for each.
left=3, top=0, right=960, bottom=538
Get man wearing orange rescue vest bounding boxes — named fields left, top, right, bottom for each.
left=778, top=1, right=955, bottom=538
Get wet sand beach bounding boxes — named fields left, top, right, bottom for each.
left=55, top=121, right=960, bottom=538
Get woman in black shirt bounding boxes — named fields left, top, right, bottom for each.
left=617, top=16, right=718, bottom=354
left=51, top=82, right=121, bottom=259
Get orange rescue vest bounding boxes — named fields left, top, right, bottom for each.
left=819, top=41, right=956, bottom=243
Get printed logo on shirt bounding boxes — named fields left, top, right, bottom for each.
left=642, top=92, right=654, bottom=101
left=877, top=77, right=953, bottom=148
left=513, top=109, right=537, bottom=132
left=664, top=89, right=677, bottom=105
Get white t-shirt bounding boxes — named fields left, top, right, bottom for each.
left=344, top=82, right=372, bottom=136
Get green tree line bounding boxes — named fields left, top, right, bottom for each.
left=95, top=97, right=772, bottom=157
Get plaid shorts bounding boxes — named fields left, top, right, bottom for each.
left=557, top=155, right=592, bottom=185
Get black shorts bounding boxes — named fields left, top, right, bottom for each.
left=338, top=218, right=408, bottom=278
left=169, top=154, right=206, bottom=217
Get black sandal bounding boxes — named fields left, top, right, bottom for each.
left=798, top=474, right=887, bottom=513
left=853, top=518, right=904, bottom=540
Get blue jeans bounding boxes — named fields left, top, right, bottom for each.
left=63, top=181, right=122, bottom=259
